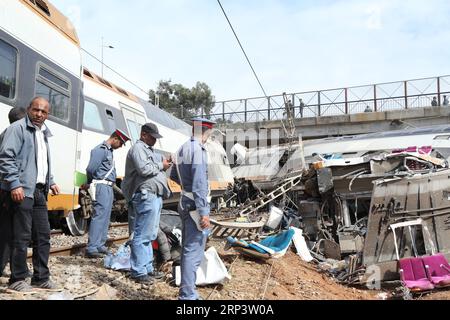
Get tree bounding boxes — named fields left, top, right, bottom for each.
left=149, top=80, right=215, bottom=121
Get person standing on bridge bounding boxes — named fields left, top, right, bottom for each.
left=443, top=95, right=449, bottom=107
left=0, top=97, right=60, bottom=292
left=121, top=123, right=172, bottom=284
left=170, top=117, right=215, bottom=300
left=85, top=130, right=130, bottom=259
left=0, top=107, right=27, bottom=277
left=432, top=96, right=438, bottom=107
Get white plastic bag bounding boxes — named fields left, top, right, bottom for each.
left=175, top=247, right=231, bottom=286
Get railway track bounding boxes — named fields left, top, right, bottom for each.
left=28, top=223, right=129, bottom=259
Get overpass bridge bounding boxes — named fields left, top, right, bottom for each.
left=209, top=75, right=450, bottom=142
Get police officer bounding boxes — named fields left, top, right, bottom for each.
left=170, top=117, right=215, bottom=300
left=85, top=129, right=130, bottom=258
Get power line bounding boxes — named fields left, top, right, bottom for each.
left=81, top=47, right=150, bottom=99
left=217, top=0, right=268, bottom=98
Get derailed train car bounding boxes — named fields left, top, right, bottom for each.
left=0, top=0, right=234, bottom=236
left=230, top=125, right=450, bottom=284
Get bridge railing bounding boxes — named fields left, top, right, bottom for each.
left=208, top=75, right=450, bottom=124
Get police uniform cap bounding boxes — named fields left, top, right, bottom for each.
left=191, top=117, right=216, bottom=129
left=115, top=129, right=131, bottom=144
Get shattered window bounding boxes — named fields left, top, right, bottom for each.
left=395, top=226, right=425, bottom=259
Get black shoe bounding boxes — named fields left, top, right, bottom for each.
left=148, top=270, right=165, bottom=280
left=131, top=275, right=154, bottom=285
left=85, top=252, right=104, bottom=259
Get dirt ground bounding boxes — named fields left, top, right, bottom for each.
left=1, top=239, right=450, bottom=300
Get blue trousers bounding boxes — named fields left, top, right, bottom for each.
left=178, top=201, right=207, bottom=300
left=87, top=184, right=113, bottom=254
left=130, top=190, right=162, bottom=278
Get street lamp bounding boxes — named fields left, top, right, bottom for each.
left=101, top=36, right=114, bottom=77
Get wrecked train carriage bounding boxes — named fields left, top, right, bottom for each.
left=307, top=148, right=447, bottom=243
left=362, top=169, right=450, bottom=282
left=232, top=143, right=306, bottom=191
left=230, top=137, right=450, bottom=275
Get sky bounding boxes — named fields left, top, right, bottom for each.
left=51, top=0, right=450, bottom=103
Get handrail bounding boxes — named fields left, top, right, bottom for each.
left=208, top=75, right=450, bottom=123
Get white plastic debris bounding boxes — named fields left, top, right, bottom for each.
left=175, top=247, right=231, bottom=286
left=290, top=227, right=314, bottom=262
left=265, top=206, right=284, bottom=230
left=104, top=244, right=131, bottom=271
left=377, top=292, right=389, bottom=300
left=47, top=291, right=75, bottom=300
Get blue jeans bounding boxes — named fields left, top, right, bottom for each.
left=178, top=201, right=207, bottom=300
left=87, top=184, right=113, bottom=254
left=130, top=190, right=162, bottom=278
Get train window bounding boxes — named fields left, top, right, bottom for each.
left=0, top=39, right=17, bottom=99
left=35, top=65, right=71, bottom=121
left=115, top=86, right=129, bottom=97
left=106, top=109, right=114, bottom=119
left=28, top=0, right=51, bottom=16
left=97, top=76, right=112, bottom=88
left=105, top=109, right=115, bottom=133
left=127, top=120, right=140, bottom=143
left=39, top=68, right=69, bottom=90
left=83, top=69, right=94, bottom=79
left=434, top=135, right=450, bottom=140
left=83, top=101, right=105, bottom=131
left=35, top=0, right=51, bottom=16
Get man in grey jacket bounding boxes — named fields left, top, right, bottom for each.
left=0, top=97, right=60, bottom=292
left=122, top=123, right=172, bottom=284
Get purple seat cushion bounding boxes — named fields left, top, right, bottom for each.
left=422, top=254, right=450, bottom=286
left=430, top=276, right=450, bottom=286
left=402, top=279, right=435, bottom=291
left=411, top=257, right=428, bottom=280
left=399, top=258, right=434, bottom=291
left=399, top=258, right=415, bottom=281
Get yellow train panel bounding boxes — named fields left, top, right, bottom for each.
left=47, top=194, right=78, bottom=213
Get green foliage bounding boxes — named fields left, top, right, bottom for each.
left=149, top=80, right=215, bottom=121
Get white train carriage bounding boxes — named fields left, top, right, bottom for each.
left=303, top=125, right=450, bottom=161
left=0, top=0, right=84, bottom=220
left=80, top=69, right=234, bottom=203
left=1, top=0, right=234, bottom=235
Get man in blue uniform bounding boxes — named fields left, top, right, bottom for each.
left=170, top=117, right=215, bottom=300
left=85, top=129, right=130, bottom=258
left=122, top=123, right=172, bottom=284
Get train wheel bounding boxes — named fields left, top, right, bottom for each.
left=66, top=209, right=88, bottom=236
